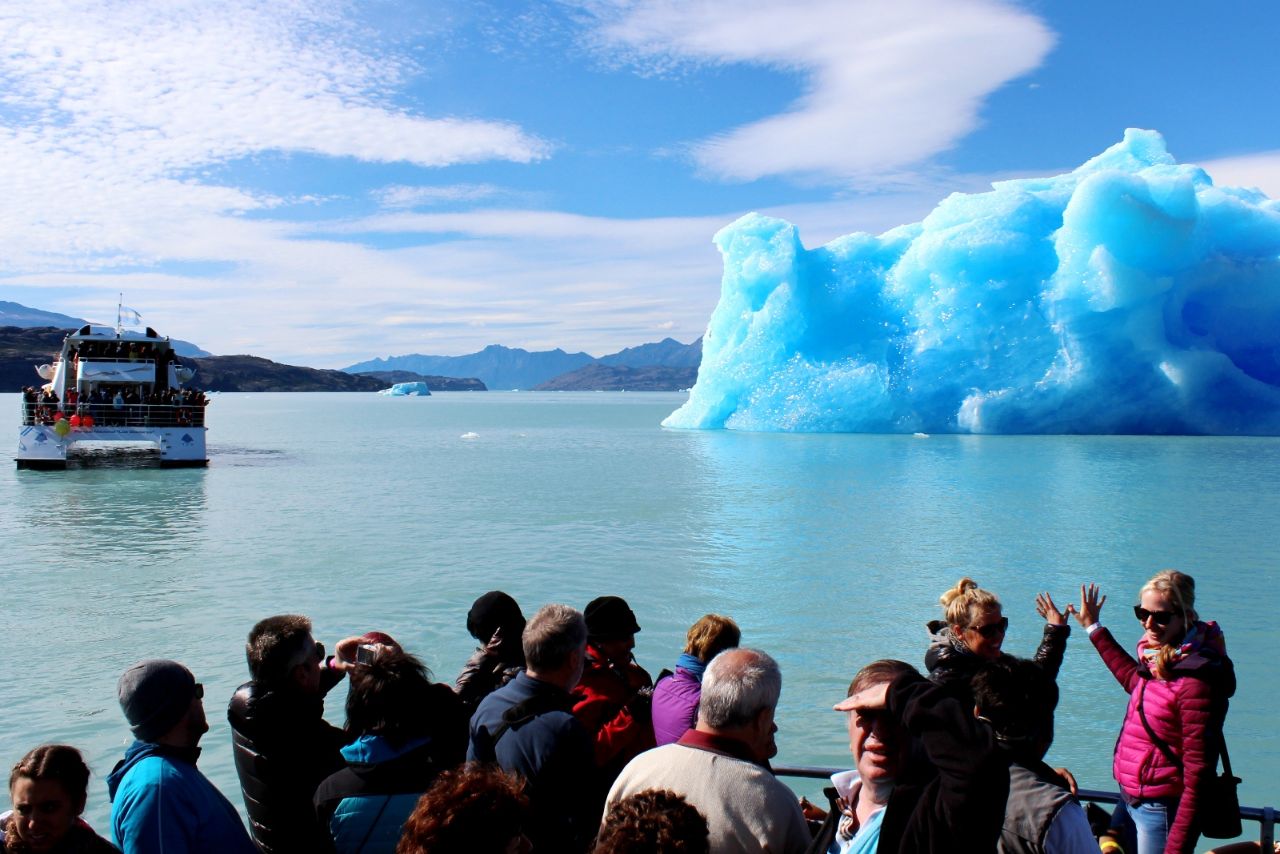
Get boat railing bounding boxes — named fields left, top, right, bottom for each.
left=20, top=401, right=206, bottom=429
left=70, top=356, right=159, bottom=364
left=773, top=764, right=1276, bottom=849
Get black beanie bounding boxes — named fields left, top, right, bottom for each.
left=466, top=591, right=526, bottom=642
left=584, top=596, right=641, bottom=639
left=117, top=659, right=197, bottom=742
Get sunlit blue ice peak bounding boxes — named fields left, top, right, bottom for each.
left=664, top=129, right=1280, bottom=434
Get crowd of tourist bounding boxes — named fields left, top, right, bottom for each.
left=21, top=387, right=207, bottom=427
left=0, top=571, right=1246, bottom=854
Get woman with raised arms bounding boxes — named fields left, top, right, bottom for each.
left=1071, top=571, right=1235, bottom=854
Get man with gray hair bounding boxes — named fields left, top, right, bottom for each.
left=604, top=648, right=810, bottom=854
left=468, top=603, right=599, bottom=853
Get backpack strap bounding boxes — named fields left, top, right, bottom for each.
left=486, top=691, right=574, bottom=745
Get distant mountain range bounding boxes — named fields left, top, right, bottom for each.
left=1, top=327, right=463, bottom=393
left=345, top=337, right=703, bottom=390
left=0, top=300, right=210, bottom=357
left=354, top=370, right=486, bottom=392
left=534, top=364, right=698, bottom=391
left=4, top=300, right=704, bottom=392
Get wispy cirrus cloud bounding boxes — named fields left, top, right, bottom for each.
left=0, top=0, right=549, bottom=269
left=373, top=183, right=506, bottom=209
left=576, top=0, right=1054, bottom=185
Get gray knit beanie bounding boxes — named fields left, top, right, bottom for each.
left=117, top=659, right=196, bottom=742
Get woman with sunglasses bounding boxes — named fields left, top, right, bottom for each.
left=925, top=577, right=1071, bottom=698
left=1071, top=571, right=1235, bottom=854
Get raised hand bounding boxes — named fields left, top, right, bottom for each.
left=1067, top=583, right=1105, bottom=628
left=1035, top=592, right=1067, bottom=626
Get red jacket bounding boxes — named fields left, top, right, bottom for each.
left=571, top=646, right=655, bottom=777
left=1091, top=622, right=1234, bottom=854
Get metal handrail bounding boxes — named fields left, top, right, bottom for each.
left=773, top=764, right=1275, bottom=849
left=20, top=401, right=206, bottom=428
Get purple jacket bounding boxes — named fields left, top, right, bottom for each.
left=651, top=667, right=701, bottom=746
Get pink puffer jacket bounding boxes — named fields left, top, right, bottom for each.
left=1091, top=622, right=1234, bottom=854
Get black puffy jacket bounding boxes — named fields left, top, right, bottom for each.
left=228, top=671, right=347, bottom=853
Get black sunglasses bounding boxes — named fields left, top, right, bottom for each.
left=1133, top=605, right=1177, bottom=627
left=970, top=617, right=1009, bottom=638
left=194, top=683, right=204, bottom=700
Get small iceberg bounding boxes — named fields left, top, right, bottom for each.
left=380, top=382, right=432, bottom=397
left=460, top=431, right=479, bottom=440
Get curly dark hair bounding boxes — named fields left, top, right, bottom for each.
left=594, top=789, right=710, bottom=854
left=396, top=764, right=529, bottom=854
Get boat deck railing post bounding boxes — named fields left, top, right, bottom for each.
left=772, top=764, right=1276, bottom=848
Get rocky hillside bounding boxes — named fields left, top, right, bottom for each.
left=354, top=370, right=486, bottom=391
left=0, top=328, right=484, bottom=393
left=534, top=364, right=697, bottom=391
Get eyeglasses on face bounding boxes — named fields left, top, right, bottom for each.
left=286, top=640, right=325, bottom=672
left=1133, top=605, right=1176, bottom=627
left=969, top=617, right=1009, bottom=639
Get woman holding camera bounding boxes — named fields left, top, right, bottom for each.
left=1071, top=570, right=1235, bottom=854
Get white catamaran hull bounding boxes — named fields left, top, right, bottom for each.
left=16, top=424, right=208, bottom=469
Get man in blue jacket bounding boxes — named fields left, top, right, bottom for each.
left=107, top=659, right=257, bottom=854
left=468, top=604, right=600, bottom=853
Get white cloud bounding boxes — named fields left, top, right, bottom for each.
left=373, top=183, right=505, bottom=209
left=578, top=0, right=1054, bottom=184
left=1200, top=151, right=1280, bottom=199
left=0, top=0, right=548, bottom=269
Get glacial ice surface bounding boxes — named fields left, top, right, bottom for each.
left=380, top=382, right=431, bottom=396
left=664, top=130, right=1280, bottom=434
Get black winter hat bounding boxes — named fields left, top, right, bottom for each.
left=466, top=591, right=526, bottom=643
left=117, top=659, right=197, bottom=742
left=584, top=596, right=641, bottom=639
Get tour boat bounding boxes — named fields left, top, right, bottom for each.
left=16, top=323, right=208, bottom=469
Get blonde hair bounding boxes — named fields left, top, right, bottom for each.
left=684, top=614, right=741, bottom=663
left=940, top=577, right=1001, bottom=629
left=1141, top=570, right=1198, bottom=678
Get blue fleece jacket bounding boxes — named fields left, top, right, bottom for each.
left=106, top=741, right=257, bottom=854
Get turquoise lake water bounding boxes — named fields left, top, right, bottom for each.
left=2, top=391, right=1277, bottom=833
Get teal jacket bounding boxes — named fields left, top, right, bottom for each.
left=106, top=742, right=257, bottom=854
left=315, top=734, right=444, bottom=854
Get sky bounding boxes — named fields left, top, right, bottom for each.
left=1, top=0, right=1277, bottom=368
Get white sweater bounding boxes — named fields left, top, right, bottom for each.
left=605, top=743, right=810, bottom=854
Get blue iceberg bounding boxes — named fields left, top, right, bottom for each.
left=664, top=130, right=1280, bottom=434
left=380, top=382, right=432, bottom=396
